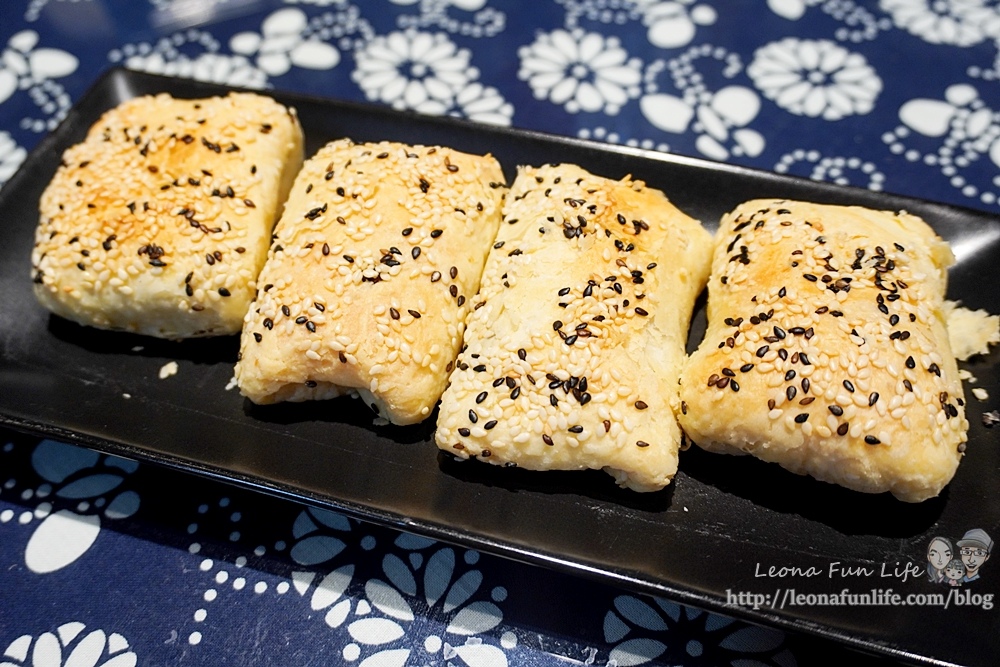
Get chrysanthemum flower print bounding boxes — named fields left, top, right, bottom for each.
left=352, top=30, right=476, bottom=114
left=747, top=38, right=882, bottom=120
left=518, top=29, right=642, bottom=114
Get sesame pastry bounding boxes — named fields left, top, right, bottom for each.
left=678, top=199, right=968, bottom=503
left=235, top=139, right=506, bottom=424
left=31, top=92, right=304, bottom=338
left=435, top=164, right=713, bottom=492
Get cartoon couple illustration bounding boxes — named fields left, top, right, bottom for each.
left=927, top=529, right=992, bottom=586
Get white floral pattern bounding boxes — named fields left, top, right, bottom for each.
left=638, top=0, right=717, bottom=49
left=352, top=30, right=479, bottom=115
left=338, top=535, right=509, bottom=667
left=518, top=29, right=642, bottom=114
left=558, top=0, right=715, bottom=49
left=230, top=8, right=340, bottom=75
left=880, top=0, right=1000, bottom=46
left=747, top=38, right=881, bottom=120
left=0, top=131, right=27, bottom=187
left=775, top=149, right=887, bottom=190
left=0, top=30, right=77, bottom=132
left=767, top=0, right=891, bottom=41
left=393, top=0, right=506, bottom=38
left=603, top=595, right=793, bottom=666
left=884, top=83, right=1000, bottom=205
left=109, top=31, right=268, bottom=88
left=0, top=623, right=137, bottom=667
left=449, top=82, right=514, bottom=125
left=0, top=440, right=141, bottom=574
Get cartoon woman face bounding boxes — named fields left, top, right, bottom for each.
left=928, top=537, right=953, bottom=572
left=945, top=559, right=966, bottom=582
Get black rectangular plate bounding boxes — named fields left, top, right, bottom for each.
left=2, top=68, right=998, bottom=667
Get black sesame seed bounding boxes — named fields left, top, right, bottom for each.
left=785, top=370, right=796, bottom=381
left=794, top=413, right=809, bottom=423
left=843, top=380, right=855, bottom=393
left=412, top=247, right=421, bottom=259
left=787, top=386, right=797, bottom=401
left=740, top=363, right=754, bottom=373
left=905, top=356, right=915, bottom=369
left=306, top=321, right=316, bottom=333
left=295, top=316, right=307, bottom=324
left=218, top=288, right=231, bottom=297
left=568, top=425, right=583, bottom=433
left=458, top=428, right=471, bottom=437
left=253, top=332, right=262, bottom=343
left=543, top=434, right=554, bottom=446
left=865, top=435, right=880, bottom=445
left=756, top=345, right=769, bottom=358
left=282, top=305, right=291, bottom=316
left=468, top=409, right=478, bottom=424
left=837, top=423, right=849, bottom=436
left=634, top=307, right=648, bottom=317
left=636, top=441, right=650, bottom=448
left=564, top=335, right=578, bottom=346
left=430, top=229, right=443, bottom=238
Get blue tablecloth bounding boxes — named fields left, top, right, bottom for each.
left=1, top=1, right=998, bottom=665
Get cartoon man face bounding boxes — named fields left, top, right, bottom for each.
left=956, top=529, right=992, bottom=581
left=961, top=547, right=990, bottom=574
left=927, top=537, right=952, bottom=572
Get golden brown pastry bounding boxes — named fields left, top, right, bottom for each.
left=435, top=163, right=713, bottom=492
left=235, top=139, right=506, bottom=425
left=678, top=199, right=968, bottom=502
left=31, top=92, right=304, bottom=338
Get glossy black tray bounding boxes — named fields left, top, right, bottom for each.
left=2, top=68, right=998, bottom=667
